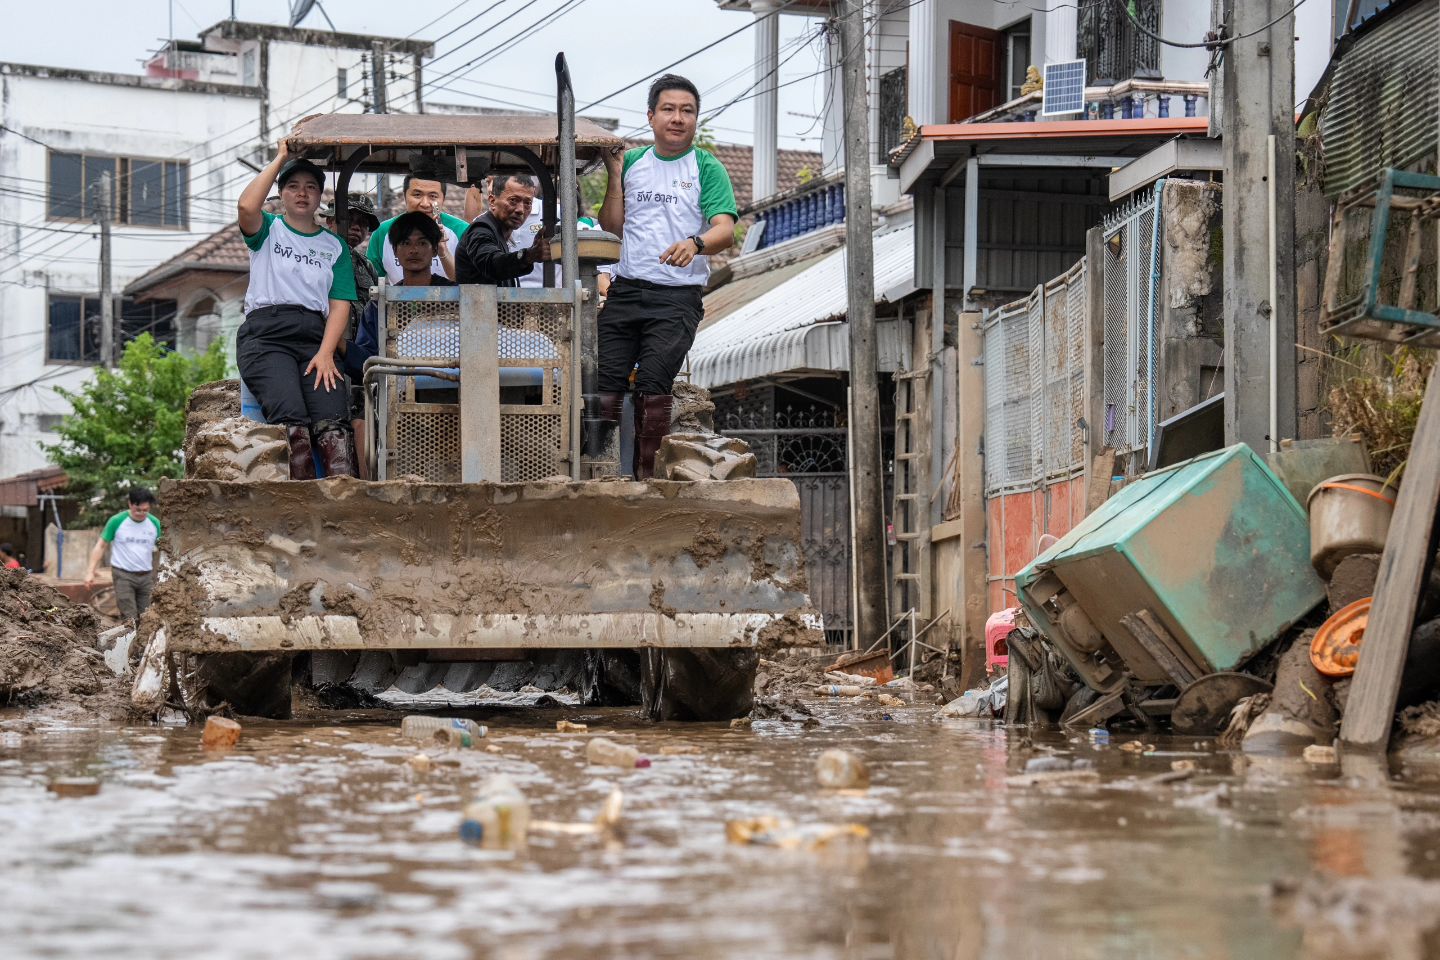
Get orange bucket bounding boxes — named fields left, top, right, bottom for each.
left=1310, top=597, right=1372, bottom=678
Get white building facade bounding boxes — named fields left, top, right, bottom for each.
left=0, top=20, right=432, bottom=479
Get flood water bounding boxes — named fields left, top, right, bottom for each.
left=4, top=701, right=1440, bottom=960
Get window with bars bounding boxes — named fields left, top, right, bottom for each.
left=1078, top=0, right=1160, bottom=83
left=47, top=151, right=189, bottom=228
left=46, top=294, right=177, bottom=364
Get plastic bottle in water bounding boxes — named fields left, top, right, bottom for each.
left=400, top=716, right=487, bottom=747
left=815, top=749, right=870, bottom=789
left=459, top=775, right=530, bottom=848
left=585, top=736, right=651, bottom=769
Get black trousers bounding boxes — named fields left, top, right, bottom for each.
left=237, top=306, right=348, bottom=428
left=597, top=279, right=703, bottom=395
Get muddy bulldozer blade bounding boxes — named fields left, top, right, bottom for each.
left=152, top=477, right=819, bottom=659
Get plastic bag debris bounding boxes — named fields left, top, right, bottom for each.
left=939, top=676, right=1009, bottom=718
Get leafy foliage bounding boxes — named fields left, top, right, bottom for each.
left=1325, top=341, right=1434, bottom=482
left=43, top=335, right=228, bottom=525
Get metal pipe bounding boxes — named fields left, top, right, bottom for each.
left=556, top=53, right=587, bottom=482
left=1145, top=178, right=1165, bottom=454
left=1267, top=134, right=1279, bottom=453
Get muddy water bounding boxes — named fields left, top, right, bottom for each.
left=3, top=703, right=1440, bottom=960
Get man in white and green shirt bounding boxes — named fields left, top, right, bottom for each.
left=366, top=176, right=469, bottom=284
left=598, top=74, right=738, bottom=479
left=84, top=487, right=161, bottom=623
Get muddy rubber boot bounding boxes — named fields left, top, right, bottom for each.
left=584, top=392, right=625, bottom=460
left=1243, top=631, right=1337, bottom=755
left=313, top=422, right=357, bottom=478
left=286, top=425, right=316, bottom=480
left=635, top=393, right=674, bottom=481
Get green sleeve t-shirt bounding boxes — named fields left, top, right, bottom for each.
left=614, top=146, right=737, bottom=288
left=367, top=212, right=470, bottom=284
left=241, top=213, right=355, bottom=315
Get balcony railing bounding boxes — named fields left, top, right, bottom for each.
left=966, top=79, right=1210, bottom=125
left=750, top=176, right=846, bottom=251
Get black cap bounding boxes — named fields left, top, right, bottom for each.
left=277, top=157, right=325, bottom=189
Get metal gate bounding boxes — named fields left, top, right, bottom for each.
left=721, top=401, right=853, bottom=640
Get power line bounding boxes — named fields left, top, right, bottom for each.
left=1113, top=0, right=1310, bottom=49
left=579, top=0, right=801, bottom=113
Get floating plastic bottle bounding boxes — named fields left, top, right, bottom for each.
left=401, top=716, right=487, bottom=747
left=459, top=775, right=530, bottom=848
left=815, top=749, right=870, bottom=789
left=814, top=684, right=868, bottom=698
left=585, top=737, right=650, bottom=769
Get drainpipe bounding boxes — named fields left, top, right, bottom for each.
left=1146, top=177, right=1165, bottom=455
left=1267, top=134, right=1279, bottom=453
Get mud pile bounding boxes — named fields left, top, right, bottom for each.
left=182, top=379, right=289, bottom=482
left=0, top=569, right=120, bottom=711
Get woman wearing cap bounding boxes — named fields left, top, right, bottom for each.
left=235, top=141, right=358, bottom=479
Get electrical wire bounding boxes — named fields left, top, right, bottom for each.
left=1113, top=0, right=1309, bottom=49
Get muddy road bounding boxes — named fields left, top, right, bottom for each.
left=4, top=702, right=1440, bottom=959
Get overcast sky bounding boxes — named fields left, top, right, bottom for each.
left=0, top=0, right=832, bottom=150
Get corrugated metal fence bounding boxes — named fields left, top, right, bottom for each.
left=981, top=259, right=1088, bottom=497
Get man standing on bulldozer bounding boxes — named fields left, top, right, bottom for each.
left=598, top=74, right=737, bottom=479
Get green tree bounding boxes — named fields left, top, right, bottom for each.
left=695, top=123, right=718, bottom=155
left=43, top=335, right=228, bottom=525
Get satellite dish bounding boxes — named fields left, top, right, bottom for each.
left=289, top=0, right=318, bottom=27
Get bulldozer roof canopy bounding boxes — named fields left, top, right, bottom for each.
left=286, top=112, right=622, bottom=169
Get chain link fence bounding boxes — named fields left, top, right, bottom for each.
left=1101, top=190, right=1160, bottom=456
left=982, top=260, right=1088, bottom=497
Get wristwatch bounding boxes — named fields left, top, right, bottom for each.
left=689, top=234, right=706, bottom=254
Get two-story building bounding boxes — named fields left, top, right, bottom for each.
left=0, top=19, right=434, bottom=480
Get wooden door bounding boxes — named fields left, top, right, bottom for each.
left=948, top=21, right=1003, bottom=122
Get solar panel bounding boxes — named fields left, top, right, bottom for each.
left=1042, top=60, right=1087, bottom=117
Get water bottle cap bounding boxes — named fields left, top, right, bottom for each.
left=459, top=819, right=484, bottom=845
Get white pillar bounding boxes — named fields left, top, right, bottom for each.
left=752, top=0, right=780, bottom=203
left=1045, top=7, right=1077, bottom=65
left=906, top=0, right=938, bottom=125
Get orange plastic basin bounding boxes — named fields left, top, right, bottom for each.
left=1310, top=597, right=1372, bottom=678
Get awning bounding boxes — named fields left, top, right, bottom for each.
left=0, top=467, right=67, bottom=508
left=689, top=224, right=915, bottom=389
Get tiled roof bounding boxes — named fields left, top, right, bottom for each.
left=124, top=222, right=248, bottom=295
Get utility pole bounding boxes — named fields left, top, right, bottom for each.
left=1219, top=0, right=1297, bottom=450
left=97, top=171, right=114, bottom=367
left=371, top=41, right=389, bottom=213
left=839, top=0, right=887, bottom=647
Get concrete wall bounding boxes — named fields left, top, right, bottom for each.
left=1158, top=179, right=1225, bottom=419
left=1294, top=173, right=1332, bottom=440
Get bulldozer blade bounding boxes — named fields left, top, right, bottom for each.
left=154, top=477, right=820, bottom=655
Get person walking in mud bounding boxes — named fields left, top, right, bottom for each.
left=597, top=74, right=737, bottom=479
left=83, top=488, right=160, bottom=623
left=235, top=141, right=358, bottom=479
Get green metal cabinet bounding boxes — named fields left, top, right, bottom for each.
left=1015, top=444, right=1325, bottom=693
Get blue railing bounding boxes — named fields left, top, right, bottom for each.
left=754, top=182, right=846, bottom=250
left=977, top=89, right=1206, bottom=124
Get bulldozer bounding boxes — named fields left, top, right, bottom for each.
left=131, top=56, right=819, bottom=722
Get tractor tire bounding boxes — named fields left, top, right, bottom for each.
left=176, top=652, right=294, bottom=719
left=640, top=648, right=758, bottom=722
